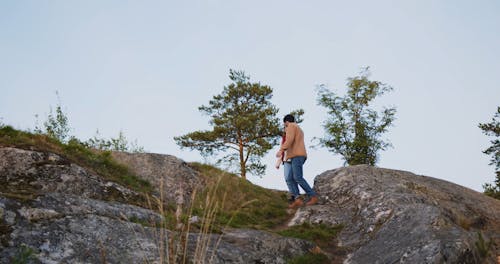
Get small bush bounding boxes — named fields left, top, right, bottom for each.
left=11, top=244, right=36, bottom=264
left=287, top=252, right=329, bottom=264
left=33, top=92, right=71, bottom=143
left=0, top=126, right=17, bottom=139
left=483, top=182, right=500, bottom=200
left=85, top=130, right=145, bottom=153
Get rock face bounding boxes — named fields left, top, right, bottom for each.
left=0, top=147, right=314, bottom=263
left=2, top=146, right=500, bottom=263
left=289, top=165, right=500, bottom=263
left=111, top=151, right=202, bottom=206
left=187, top=229, right=314, bottom=264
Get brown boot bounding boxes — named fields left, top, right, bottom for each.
left=306, top=196, right=318, bottom=206
left=288, top=198, right=303, bottom=209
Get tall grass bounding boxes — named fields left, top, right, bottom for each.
left=133, top=175, right=257, bottom=263
left=128, top=160, right=288, bottom=263
left=189, top=162, right=289, bottom=230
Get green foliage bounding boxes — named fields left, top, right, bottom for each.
left=0, top=126, right=152, bottom=195
left=11, top=244, right=36, bottom=264
left=287, top=253, right=330, bottom=264
left=316, top=67, right=396, bottom=165
left=279, top=223, right=343, bottom=264
left=34, top=91, right=71, bottom=143
left=278, top=222, right=343, bottom=244
left=483, top=183, right=500, bottom=199
left=85, top=130, right=145, bottom=153
left=128, top=215, right=152, bottom=227
left=475, top=232, right=492, bottom=258
left=0, top=125, right=19, bottom=138
left=479, top=106, right=500, bottom=199
left=175, top=69, right=283, bottom=179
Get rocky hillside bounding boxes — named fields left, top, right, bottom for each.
left=0, top=147, right=312, bottom=263
left=292, top=165, right=500, bottom=263
left=1, top=145, right=500, bottom=263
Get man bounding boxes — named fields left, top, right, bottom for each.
left=276, top=114, right=318, bottom=208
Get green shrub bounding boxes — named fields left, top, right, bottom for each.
left=475, top=232, right=492, bottom=258
left=278, top=222, right=343, bottom=244
left=287, top=252, right=329, bottom=264
left=483, top=183, right=500, bottom=200
left=85, top=130, right=145, bottom=153
left=0, top=125, right=15, bottom=135
left=11, top=244, right=36, bottom=264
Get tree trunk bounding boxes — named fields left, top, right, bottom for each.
left=238, top=135, right=246, bottom=179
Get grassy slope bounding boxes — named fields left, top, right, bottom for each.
left=0, top=126, right=152, bottom=194
left=189, top=162, right=290, bottom=230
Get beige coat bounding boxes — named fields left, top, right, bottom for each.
left=279, top=122, right=307, bottom=159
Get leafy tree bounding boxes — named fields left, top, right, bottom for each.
left=34, top=91, right=71, bottom=143
left=316, top=67, right=396, bottom=165
left=479, top=106, right=500, bottom=199
left=174, top=69, right=284, bottom=179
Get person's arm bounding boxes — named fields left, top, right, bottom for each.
left=275, top=157, right=282, bottom=169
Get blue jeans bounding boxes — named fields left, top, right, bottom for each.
left=290, top=156, right=316, bottom=197
left=284, top=161, right=299, bottom=198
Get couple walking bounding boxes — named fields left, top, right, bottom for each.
left=275, top=114, right=318, bottom=208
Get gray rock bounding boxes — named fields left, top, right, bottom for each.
left=0, top=147, right=315, bottom=264
left=206, top=229, right=315, bottom=264
left=189, top=215, right=200, bottom=224
left=111, top=151, right=203, bottom=206
left=291, top=165, right=500, bottom=264
left=0, top=147, right=144, bottom=204
left=3, top=146, right=499, bottom=263
left=1, top=193, right=314, bottom=263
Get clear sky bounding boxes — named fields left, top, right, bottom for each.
left=1, top=1, right=499, bottom=192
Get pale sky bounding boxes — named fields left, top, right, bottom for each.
left=1, top=1, right=499, bottom=193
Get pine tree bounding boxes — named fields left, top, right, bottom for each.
left=479, top=106, right=500, bottom=199
left=174, top=70, right=283, bottom=179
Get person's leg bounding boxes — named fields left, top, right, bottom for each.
left=291, top=156, right=317, bottom=198
left=284, top=161, right=299, bottom=201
